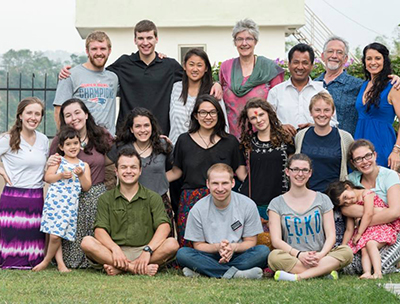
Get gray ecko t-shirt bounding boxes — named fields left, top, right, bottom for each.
left=268, top=192, right=333, bottom=252
left=184, top=191, right=263, bottom=244
left=53, top=64, right=119, bottom=136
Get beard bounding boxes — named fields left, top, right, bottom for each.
left=326, top=61, right=342, bottom=71
left=89, top=54, right=108, bottom=69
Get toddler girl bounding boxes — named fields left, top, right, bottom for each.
left=33, top=127, right=91, bottom=272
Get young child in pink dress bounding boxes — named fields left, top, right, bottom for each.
left=327, top=180, right=400, bottom=279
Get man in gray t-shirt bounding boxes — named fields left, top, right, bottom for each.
left=176, top=163, right=269, bottom=279
left=53, top=31, right=118, bottom=136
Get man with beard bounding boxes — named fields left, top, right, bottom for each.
left=53, top=31, right=118, bottom=135
left=315, top=36, right=400, bottom=136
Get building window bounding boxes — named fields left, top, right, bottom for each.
left=178, top=44, right=207, bottom=64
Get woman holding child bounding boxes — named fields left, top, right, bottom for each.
left=333, top=139, right=400, bottom=275
left=50, top=98, right=112, bottom=269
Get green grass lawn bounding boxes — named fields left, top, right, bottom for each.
left=1, top=267, right=400, bottom=303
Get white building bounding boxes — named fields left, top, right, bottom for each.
left=75, top=0, right=305, bottom=65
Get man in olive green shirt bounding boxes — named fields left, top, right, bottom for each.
left=81, top=148, right=179, bottom=276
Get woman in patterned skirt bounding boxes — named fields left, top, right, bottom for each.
left=167, top=94, right=246, bottom=247
left=50, top=98, right=112, bottom=268
left=0, top=97, right=49, bottom=269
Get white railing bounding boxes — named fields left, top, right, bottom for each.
left=293, top=4, right=360, bottom=63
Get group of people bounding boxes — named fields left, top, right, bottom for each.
left=1, top=17, right=400, bottom=281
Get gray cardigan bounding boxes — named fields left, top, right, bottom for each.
left=294, top=127, right=354, bottom=181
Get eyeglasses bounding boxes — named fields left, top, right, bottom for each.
left=197, top=110, right=218, bottom=118
left=235, top=37, right=255, bottom=44
left=325, top=49, right=345, bottom=57
left=288, top=167, right=311, bottom=174
left=352, top=152, right=374, bottom=164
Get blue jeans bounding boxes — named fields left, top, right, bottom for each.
left=176, top=245, right=269, bottom=278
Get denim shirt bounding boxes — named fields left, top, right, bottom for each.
left=315, top=70, right=364, bottom=136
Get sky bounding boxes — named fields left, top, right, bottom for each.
left=0, top=0, right=399, bottom=55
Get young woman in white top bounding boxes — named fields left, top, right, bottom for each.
left=0, top=97, right=49, bottom=269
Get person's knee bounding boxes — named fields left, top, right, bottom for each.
left=163, top=237, right=179, bottom=255
left=267, top=249, right=281, bottom=271
left=335, top=245, right=354, bottom=268
left=255, top=245, right=270, bottom=257
left=81, top=236, right=96, bottom=253
left=176, top=247, right=193, bottom=266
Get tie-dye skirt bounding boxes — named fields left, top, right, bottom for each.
left=0, top=186, right=45, bottom=269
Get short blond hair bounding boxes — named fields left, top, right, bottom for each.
left=85, top=31, right=111, bottom=50
left=309, top=91, right=335, bottom=112
left=207, top=163, right=234, bottom=180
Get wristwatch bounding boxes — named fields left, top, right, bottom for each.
left=143, top=245, right=153, bottom=255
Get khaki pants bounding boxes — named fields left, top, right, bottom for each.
left=268, top=245, right=354, bottom=272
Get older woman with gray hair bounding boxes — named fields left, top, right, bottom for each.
left=219, top=18, right=284, bottom=138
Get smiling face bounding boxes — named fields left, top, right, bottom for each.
left=62, top=102, right=88, bottom=132
left=135, top=30, right=158, bottom=57
left=59, top=136, right=80, bottom=158
left=131, top=115, right=152, bottom=144
left=207, top=169, right=235, bottom=205
left=288, top=51, right=313, bottom=85
left=19, top=103, right=43, bottom=132
left=322, top=40, right=348, bottom=72
left=247, top=107, right=270, bottom=132
left=234, top=30, right=257, bottom=58
left=365, top=49, right=384, bottom=78
left=86, top=40, right=111, bottom=70
left=195, top=101, right=218, bottom=131
left=351, top=146, right=377, bottom=175
left=184, top=54, right=207, bottom=83
left=285, top=160, right=312, bottom=188
left=310, top=99, right=334, bottom=128
left=116, top=155, right=142, bottom=186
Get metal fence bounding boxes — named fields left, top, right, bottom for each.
left=0, top=72, right=58, bottom=137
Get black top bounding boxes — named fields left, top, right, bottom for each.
left=301, top=127, right=341, bottom=192
left=173, top=133, right=245, bottom=190
left=239, top=134, right=294, bottom=207
left=107, top=52, right=183, bottom=134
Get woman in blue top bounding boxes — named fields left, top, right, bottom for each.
left=354, top=42, right=400, bottom=169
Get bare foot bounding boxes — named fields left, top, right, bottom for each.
left=104, top=264, right=123, bottom=276
left=359, top=272, right=372, bottom=279
left=372, top=273, right=383, bottom=279
left=57, top=265, right=71, bottom=273
left=146, top=264, right=159, bottom=276
left=32, top=260, right=50, bottom=272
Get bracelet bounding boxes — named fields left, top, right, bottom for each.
left=296, top=251, right=302, bottom=259
left=395, top=144, right=400, bottom=150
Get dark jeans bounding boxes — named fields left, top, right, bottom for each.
left=176, top=245, right=269, bottom=278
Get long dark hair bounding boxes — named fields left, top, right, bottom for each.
left=238, top=97, right=292, bottom=153
left=180, top=48, right=213, bottom=105
left=326, top=180, right=363, bottom=210
left=9, top=97, right=44, bottom=152
left=188, top=94, right=228, bottom=143
left=59, top=98, right=111, bottom=155
left=362, top=42, right=392, bottom=112
left=115, top=107, right=172, bottom=161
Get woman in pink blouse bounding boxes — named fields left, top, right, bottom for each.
left=220, top=19, right=284, bottom=139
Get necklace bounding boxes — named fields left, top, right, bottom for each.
left=135, top=142, right=151, bottom=155
left=198, top=131, right=211, bottom=148
left=80, top=134, right=87, bottom=149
